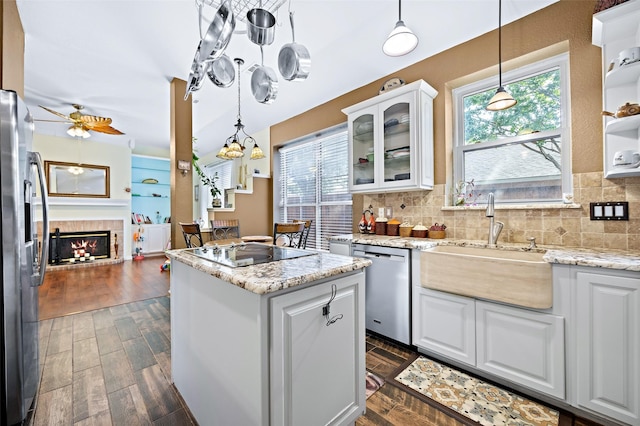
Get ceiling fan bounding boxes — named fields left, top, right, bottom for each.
left=37, top=104, right=124, bottom=138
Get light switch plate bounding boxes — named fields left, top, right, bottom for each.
left=590, top=201, right=628, bottom=220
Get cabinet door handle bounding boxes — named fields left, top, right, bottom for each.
left=322, top=284, right=343, bottom=326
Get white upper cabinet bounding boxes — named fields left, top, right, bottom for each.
left=342, top=80, right=437, bottom=193
left=593, top=0, right=640, bottom=178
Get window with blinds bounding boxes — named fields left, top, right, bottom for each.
left=277, top=124, right=352, bottom=250
left=198, top=160, right=233, bottom=221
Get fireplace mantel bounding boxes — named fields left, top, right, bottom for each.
left=35, top=197, right=129, bottom=207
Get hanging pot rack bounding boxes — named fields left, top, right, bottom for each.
left=186, top=0, right=307, bottom=101
left=196, top=0, right=287, bottom=24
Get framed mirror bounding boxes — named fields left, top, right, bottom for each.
left=44, top=161, right=110, bottom=198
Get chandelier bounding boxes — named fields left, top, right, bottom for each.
left=217, top=58, right=265, bottom=160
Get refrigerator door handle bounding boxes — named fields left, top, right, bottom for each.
left=29, top=151, right=49, bottom=286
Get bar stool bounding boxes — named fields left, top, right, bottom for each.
left=273, top=222, right=306, bottom=248
left=292, top=219, right=313, bottom=249
left=210, top=219, right=240, bottom=240
left=179, top=222, right=203, bottom=248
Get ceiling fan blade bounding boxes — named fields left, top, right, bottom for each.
left=33, top=119, right=72, bottom=123
left=90, top=125, right=124, bottom=135
left=39, top=105, right=72, bottom=122
left=81, top=115, right=113, bottom=126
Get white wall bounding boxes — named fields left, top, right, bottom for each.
left=34, top=134, right=134, bottom=258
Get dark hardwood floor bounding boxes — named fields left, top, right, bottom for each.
left=39, top=257, right=170, bottom=320
left=37, top=258, right=604, bottom=425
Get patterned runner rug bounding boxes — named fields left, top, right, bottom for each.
left=394, top=356, right=559, bottom=426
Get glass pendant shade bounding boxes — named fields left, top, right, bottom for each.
left=250, top=142, right=265, bottom=160
left=383, top=0, right=418, bottom=57
left=383, top=20, right=418, bottom=56
left=226, top=139, right=244, bottom=158
left=486, top=86, right=517, bottom=111
left=216, top=143, right=230, bottom=159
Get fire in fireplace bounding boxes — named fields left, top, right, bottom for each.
left=49, top=229, right=111, bottom=264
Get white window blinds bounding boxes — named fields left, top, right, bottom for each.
left=278, top=124, right=351, bottom=250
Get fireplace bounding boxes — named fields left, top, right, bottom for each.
left=49, top=229, right=111, bottom=265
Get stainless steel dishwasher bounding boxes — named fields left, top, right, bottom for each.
left=352, top=243, right=411, bottom=345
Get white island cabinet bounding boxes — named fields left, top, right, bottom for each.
left=167, top=247, right=369, bottom=426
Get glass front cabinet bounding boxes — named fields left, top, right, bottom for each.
left=343, top=80, right=437, bottom=193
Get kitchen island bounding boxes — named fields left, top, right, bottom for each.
left=166, top=243, right=371, bottom=426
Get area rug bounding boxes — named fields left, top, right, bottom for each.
left=394, top=356, right=559, bottom=426
left=365, top=371, right=384, bottom=399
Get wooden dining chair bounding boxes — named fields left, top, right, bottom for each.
left=273, top=222, right=306, bottom=248
left=292, top=219, right=313, bottom=249
left=179, top=222, right=203, bottom=248
left=210, top=219, right=240, bottom=240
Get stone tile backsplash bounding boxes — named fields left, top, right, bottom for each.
left=361, top=172, right=640, bottom=251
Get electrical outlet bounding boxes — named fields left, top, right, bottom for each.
left=590, top=201, right=628, bottom=220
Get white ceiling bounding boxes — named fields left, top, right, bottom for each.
left=16, top=0, right=558, bottom=157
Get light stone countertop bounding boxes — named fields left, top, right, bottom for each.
left=166, top=247, right=372, bottom=295
left=330, top=234, right=640, bottom=272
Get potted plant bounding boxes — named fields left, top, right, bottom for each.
left=192, top=152, right=221, bottom=208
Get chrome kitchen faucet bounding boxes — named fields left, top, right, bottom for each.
left=486, top=193, right=504, bottom=246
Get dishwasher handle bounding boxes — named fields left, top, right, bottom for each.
left=353, top=250, right=405, bottom=262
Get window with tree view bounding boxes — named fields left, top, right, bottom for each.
left=454, top=54, right=571, bottom=205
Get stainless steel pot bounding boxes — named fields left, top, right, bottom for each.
left=251, top=45, right=278, bottom=104
left=246, top=8, right=275, bottom=46
left=278, top=12, right=311, bottom=81
left=207, top=54, right=235, bottom=88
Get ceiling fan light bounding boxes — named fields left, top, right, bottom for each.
left=250, top=142, right=265, bottom=160
left=383, top=20, right=418, bottom=56
left=486, top=86, right=517, bottom=111
left=67, top=125, right=90, bottom=138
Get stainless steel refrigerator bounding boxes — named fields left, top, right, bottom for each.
left=0, top=90, right=49, bottom=425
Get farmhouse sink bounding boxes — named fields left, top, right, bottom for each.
left=420, top=245, right=552, bottom=309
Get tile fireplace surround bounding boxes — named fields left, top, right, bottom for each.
left=38, top=219, right=124, bottom=270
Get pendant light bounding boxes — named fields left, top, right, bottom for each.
left=216, top=58, right=266, bottom=160
left=486, top=0, right=517, bottom=111
left=382, top=0, right=418, bottom=57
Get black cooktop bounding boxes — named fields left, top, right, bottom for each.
left=185, top=242, right=316, bottom=268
